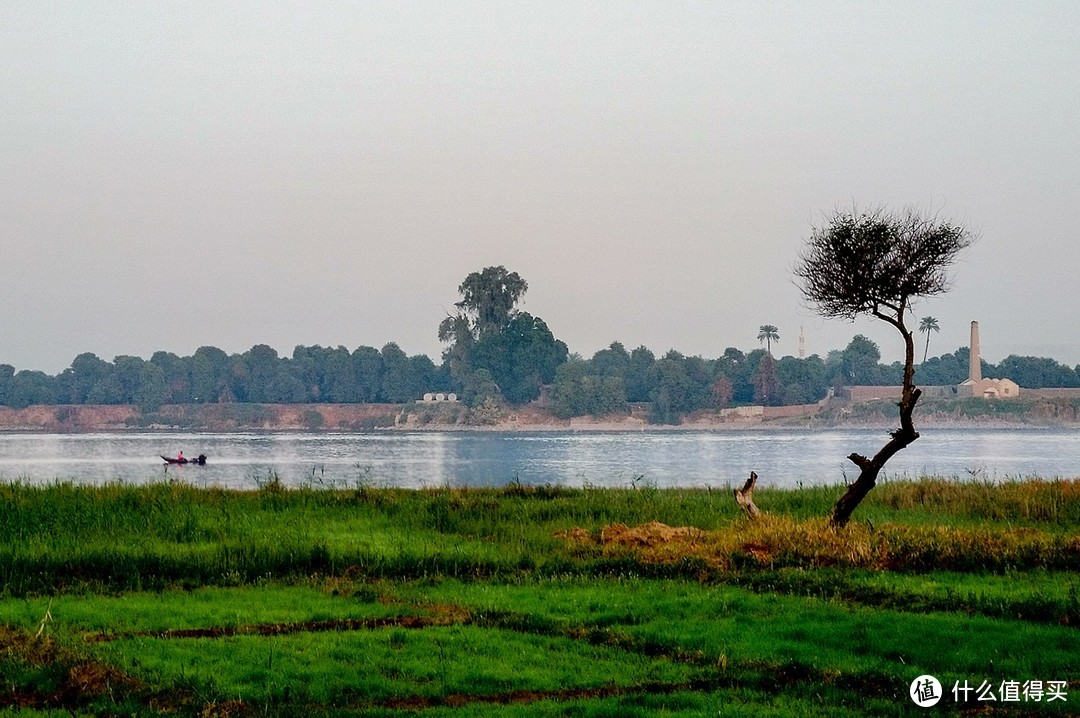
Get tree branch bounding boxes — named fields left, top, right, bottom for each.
left=846, top=453, right=873, bottom=471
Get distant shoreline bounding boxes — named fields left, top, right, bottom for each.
left=1, top=399, right=1078, bottom=433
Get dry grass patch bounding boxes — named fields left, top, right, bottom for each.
left=558, top=516, right=1080, bottom=572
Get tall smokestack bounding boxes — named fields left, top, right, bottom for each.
left=969, top=321, right=982, bottom=382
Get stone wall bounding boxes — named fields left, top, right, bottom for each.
left=1026, top=388, right=1080, bottom=399
left=844, top=386, right=904, bottom=402
left=762, top=403, right=822, bottom=419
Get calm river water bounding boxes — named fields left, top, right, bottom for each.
left=0, top=429, right=1078, bottom=489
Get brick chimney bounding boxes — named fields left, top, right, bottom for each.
left=969, top=321, right=982, bottom=382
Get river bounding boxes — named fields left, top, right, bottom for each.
left=0, top=428, right=1077, bottom=489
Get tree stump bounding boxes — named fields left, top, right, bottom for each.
left=734, top=471, right=761, bottom=520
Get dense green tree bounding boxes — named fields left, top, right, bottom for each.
left=352, top=346, right=384, bottom=403
left=715, top=347, right=755, bottom=404
left=438, top=265, right=529, bottom=385
left=683, top=355, right=713, bottom=404
left=8, top=370, right=57, bottom=409
left=233, top=345, right=304, bottom=404
left=500, top=313, right=569, bottom=404
left=710, top=375, right=733, bottom=408
left=150, top=351, right=193, bottom=404
left=239, top=345, right=281, bottom=403
left=718, top=347, right=746, bottom=367
left=649, top=351, right=711, bottom=423
left=752, top=353, right=781, bottom=406
left=557, top=360, right=626, bottom=416
left=551, top=360, right=591, bottom=418
left=0, top=364, right=13, bottom=405
left=453, top=265, right=529, bottom=339
left=266, top=369, right=306, bottom=404
left=227, top=354, right=252, bottom=402
left=191, top=346, right=232, bottom=403
left=438, top=267, right=567, bottom=404
left=64, top=353, right=111, bottom=404
left=624, top=346, right=658, bottom=403
left=590, top=342, right=630, bottom=380
left=593, top=377, right=626, bottom=416
left=86, top=373, right=122, bottom=405
left=380, top=343, right=419, bottom=403
left=409, top=353, right=450, bottom=395
left=322, top=346, right=360, bottom=403
left=996, top=355, right=1080, bottom=388
left=112, top=355, right=147, bottom=404
left=466, top=313, right=568, bottom=404
left=437, top=313, right=473, bottom=386
left=841, top=335, right=883, bottom=385
left=551, top=359, right=627, bottom=418
left=291, top=345, right=330, bottom=401
left=134, top=362, right=167, bottom=412
left=776, top=355, right=827, bottom=405
left=439, top=266, right=521, bottom=390
left=916, top=348, right=969, bottom=386
left=461, top=368, right=501, bottom=408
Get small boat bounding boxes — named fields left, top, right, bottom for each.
left=160, top=454, right=207, bottom=465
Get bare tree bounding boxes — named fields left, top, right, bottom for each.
left=793, top=206, right=973, bottom=527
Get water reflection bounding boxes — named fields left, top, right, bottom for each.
left=0, top=429, right=1076, bottom=489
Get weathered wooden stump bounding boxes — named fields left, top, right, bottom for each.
left=734, top=471, right=761, bottom=520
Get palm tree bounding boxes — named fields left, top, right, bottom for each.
left=919, top=316, right=940, bottom=363
left=757, top=325, right=779, bottom=355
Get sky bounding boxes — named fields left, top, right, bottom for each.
left=3, top=1, right=1079, bottom=375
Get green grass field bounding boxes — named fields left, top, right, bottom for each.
left=0, top=477, right=1076, bottom=716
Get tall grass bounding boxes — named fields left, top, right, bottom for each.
left=0, top=478, right=1077, bottom=596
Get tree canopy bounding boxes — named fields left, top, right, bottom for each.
left=451, top=265, right=529, bottom=339
left=439, top=266, right=567, bottom=406
left=757, top=325, right=779, bottom=355
left=794, top=207, right=972, bottom=326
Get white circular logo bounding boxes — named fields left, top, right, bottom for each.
left=910, top=675, right=943, bottom=707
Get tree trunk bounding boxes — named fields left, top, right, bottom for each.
left=830, top=390, right=920, bottom=527
left=831, top=309, right=921, bottom=528
left=734, top=471, right=761, bottom=520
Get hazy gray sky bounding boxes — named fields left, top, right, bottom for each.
left=4, top=1, right=1079, bottom=374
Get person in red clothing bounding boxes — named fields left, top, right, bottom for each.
left=177, top=451, right=184, bottom=462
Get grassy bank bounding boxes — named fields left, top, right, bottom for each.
left=1, top=478, right=1077, bottom=715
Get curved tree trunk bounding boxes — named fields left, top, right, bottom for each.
left=831, top=307, right=921, bottom=528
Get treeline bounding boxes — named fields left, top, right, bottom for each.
left=3, top=334, right=1078, bottom=420
left=918, top=348, right=1080, bottom=390
left=553, top=336, right=883, bottom=424
left=3, top=264, right=1079, bottom=420
left=552, top=336, right=1080, bottom=423
left=0, top=344, right=451, bottom=412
